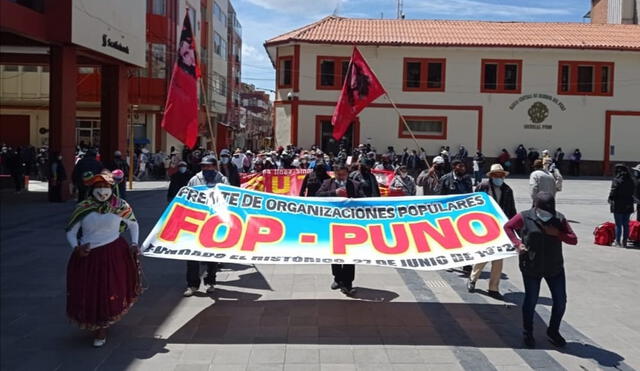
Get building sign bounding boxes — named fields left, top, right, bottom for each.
left=509, top=93, right=566, bottom=130
left=102, top=34, right=130, bottom=54
left=71, top=0, right=146, bottom=67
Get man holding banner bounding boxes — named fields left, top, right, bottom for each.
left=183, top=156, right=229, bottom=297
left=317, top=164, right=363, bottom=295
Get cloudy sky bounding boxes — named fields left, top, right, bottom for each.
left=233, top=0, right=592, bottom=94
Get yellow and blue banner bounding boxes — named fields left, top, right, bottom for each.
left=142, top=184, right=517, bottom=270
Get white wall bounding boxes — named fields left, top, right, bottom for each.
left=71, top=0, right=146, bottom=66
left=275, top=44, right=640, bottom=162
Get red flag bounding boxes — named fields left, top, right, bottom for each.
left=331, top=47, right=386, bottom=140
left=161, top=13, right=200, bottom=148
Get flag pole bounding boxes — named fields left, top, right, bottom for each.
left=384, top=93, right=430, bottom=167
left=198, top=74, right=217, bottom=156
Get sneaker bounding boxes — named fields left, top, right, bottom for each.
left=523, top=332, right=536, bottom=348
left=547, top=329, right=566, bottom=347
left=487, top=290, right=503, bottom=300
left=330, top=281, right=340, bottom=290
left=206, top=284, right=215, bottom=293
left=92, top=337, right=107, bottom=347
left=467, top=280, right=476, bottom=293
left=183, top=287, right=198, bottom=297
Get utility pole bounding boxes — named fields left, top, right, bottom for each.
left=396, top=0, right=404, bottom=19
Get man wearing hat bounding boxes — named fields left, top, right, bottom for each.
left=167, top=161, right=192, bottom=202
left=468, top=164, right=517, bottom=299
left=183, top=155, right=229, bottom=297
left=417, top=156, right=445, bottom=195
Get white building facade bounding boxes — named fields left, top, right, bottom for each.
left=265, top=17, right=640, bottom=175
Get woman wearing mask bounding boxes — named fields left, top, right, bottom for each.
left=504, top=192, right=577, bottom=348
left=608, top=164, right=635, bottom=247
left=390, top=165, right=416, bottom=196
left=65, top=170, right=141, bottom=347
left=167, top=161, right=192, bottom=202
left=300, top=163, right=330, bottom=197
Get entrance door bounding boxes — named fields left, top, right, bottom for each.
left=317, top=116, right=356, bottom=155
left=607, top=111, right=640, bottom=174
left=0, top=115, right=30, bottom=147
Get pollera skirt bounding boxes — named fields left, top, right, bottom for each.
left=66, top=236, right=141, bottom=330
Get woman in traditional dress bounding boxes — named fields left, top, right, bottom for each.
left=65, top=170, right=141, bottom=347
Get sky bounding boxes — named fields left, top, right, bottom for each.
left=233, top=0, right=592, bottom=94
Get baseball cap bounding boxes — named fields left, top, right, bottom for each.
left=433, top=156, right=445, bottom=164
left=220, top=149, right=231, bottom=157
left=200, top=155, right=217, bottom=165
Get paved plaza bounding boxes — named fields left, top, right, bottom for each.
left=1, top=178, right=639, bottom=371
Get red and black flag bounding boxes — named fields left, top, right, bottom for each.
left=161, top=12, right=201, bottom=148
left=331, top=47, right=386, bottom=140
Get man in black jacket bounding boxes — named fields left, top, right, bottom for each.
left=439, top=159, right=473, bottom=274
left=167, top=161, right=192, bottom=201
left=349, top=161, right=380, bottom=197
left=439, top=159, right=473, bottom=196
left=317, top=165, right=362, bottom=295
left=71, top=148, right=104, bottom=201
left=468, top=164, right=517, bottom=299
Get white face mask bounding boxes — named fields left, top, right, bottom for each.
left=221, top=157, right=230, bottom=165
left=178, top=167, right=187, bottom=174
left=400, top=172, right=408, bottom=178
left=536, top=209, right=554, bottom=222
left=92, top=187, right=112, bottom=202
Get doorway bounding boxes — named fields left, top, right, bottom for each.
left=315, top=116, right=358, bottom=155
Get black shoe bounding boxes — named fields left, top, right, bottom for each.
left=340, top=287, right=356, bottom=296
left=330, top=281, right=340, bottom=290
left=466, top=280, right=476, bottom=293
left=462, top=265, right=472, bottom=275
left=487, top=290, right=503, bottom=300
left=523, top=332, right=536, bottom=348
left=547, top=329, right=566, bottom=347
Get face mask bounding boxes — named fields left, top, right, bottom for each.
left=92, top=187, right=112, bottom=202
left=536, top=209, right=554, bottom=222
left=178, top=167, right=187, bottom=174
left=400, top=172, right=408, bottom=177
left=492, top=178, right=504, bottom=187
left=58, top=156, right=63, bottom=160
left=221, top=157, right=230, bottom=165
left=203, top=170, right=217, bottom=181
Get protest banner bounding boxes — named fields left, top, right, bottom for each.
left=240, top=169, right=401, bottom=196
left=142, top=185, right=517, bottom=271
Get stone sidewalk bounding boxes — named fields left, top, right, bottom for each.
left=1, top=178, right=639, bottom=371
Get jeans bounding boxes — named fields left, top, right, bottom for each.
left=331, top=264, right=355, bottom=289
left=613, top=212, right=631, bottom=243
left=186, top=261, right=219, bottom=288
left=522, top=270, right=566, bottom=334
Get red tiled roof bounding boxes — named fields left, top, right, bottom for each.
left=265, top=16, right=640, bottom=51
